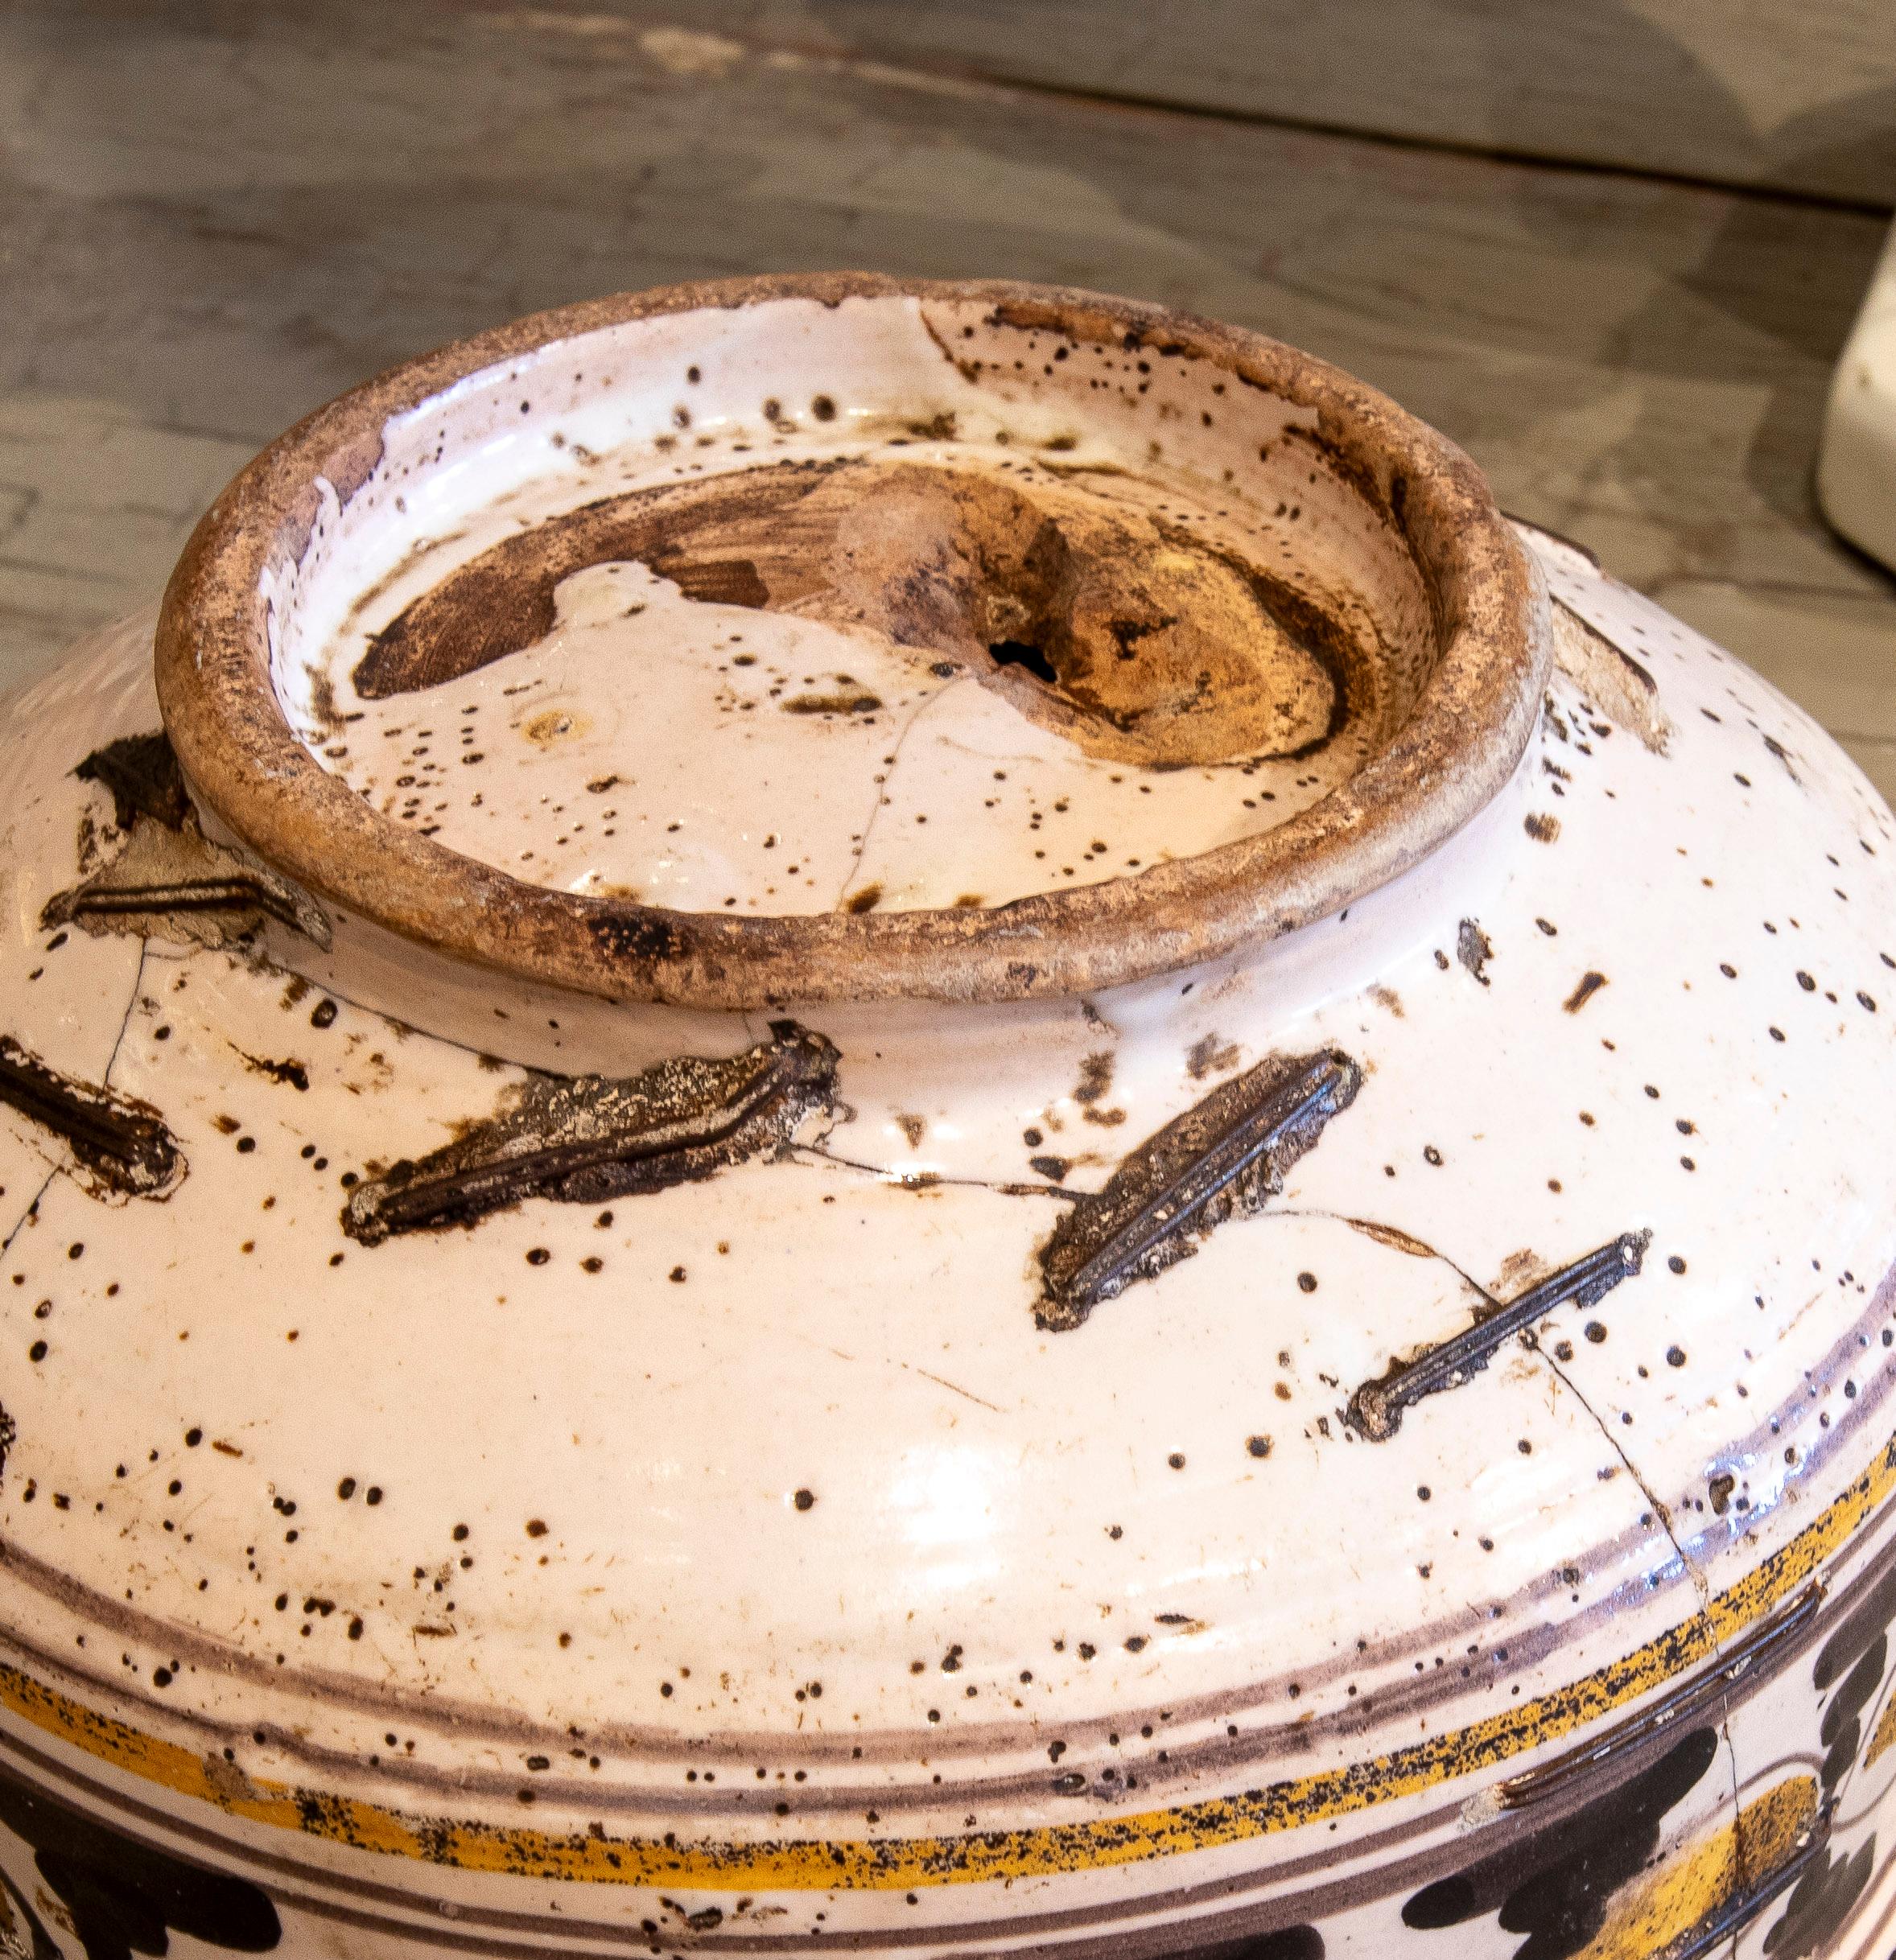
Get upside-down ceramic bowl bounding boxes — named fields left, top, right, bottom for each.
left=1, top=274, right=1894, bottom=1960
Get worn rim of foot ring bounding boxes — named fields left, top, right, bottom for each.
left=154, top=271, right=1550, bottom=1010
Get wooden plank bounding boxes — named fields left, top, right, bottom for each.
left=1, top=0, right=1891, bottom=792
left=0, top=397, right=255, bottom=686
left=657, top=0, right=1896, bottom=208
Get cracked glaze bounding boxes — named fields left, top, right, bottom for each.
left=262, top=287, right=1428, bottom=925
left=2, top=347, right=1896, bottom=1951
left=156, top=277, right=1544, bottom=1006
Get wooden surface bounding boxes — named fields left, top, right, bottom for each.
left=680, top=0, right=1896, bottom=208
left=2, top=0, right=1894, bottom=801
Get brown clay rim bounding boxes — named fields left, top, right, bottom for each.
left=155, top=272, right=1549, bottom=1009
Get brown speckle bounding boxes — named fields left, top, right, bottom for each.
left=781, top=691, right=881, bottom=716
left=1185, top=1033, right=1240, bottom=1080
left=1563, top=971, right=1608, bottom=1014
left=1456, top=919, right=1493, bottom=985
left=1074, top=1052, right=1115, bottom=1105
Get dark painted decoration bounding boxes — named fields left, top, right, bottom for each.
left=344, top=1019, right=839, bottom=1244
left=0, top=1765, right=279, bottom=1960
left=1153, top=1928, right=1323, bottom=1960
left=1762, top=1834, right=1874, bottom=1958
left=72, top=734, right=190, bottom=834
left=1400, top=1726, right=1717, bottom=1960
left=0, top=1036, right=183, bottom=1200
left=1037, top=1048, right=1360, bottom=1330
left=1811, top=1561, right=1896, bottom=1790
left=1350, top=1229, right=1649, bottom=1439
left=1819, top=1636, right=1884, bottom=1792
left=1756, top=1562, right=1896, bottom=1952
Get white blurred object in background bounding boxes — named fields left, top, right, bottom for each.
left=1820, top=218, right=1896, bottom=574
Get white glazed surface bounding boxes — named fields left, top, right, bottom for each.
left=332, top=549, right=1346, bottom=916
left=0, top=528, right=1894, bottom=1957
left=272, top=293, right=1429, bottom=916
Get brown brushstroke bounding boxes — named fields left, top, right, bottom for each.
left=1342, top=1217, right=1441, bottom=1260
left=1347, top=1230, right=1650, bottom=1439
left=1037, top=1048, right=1361, bottom=1331
left=352, top=462, right=845, bottom=698
left=73, top=731, right=191, bottom=832
left=0, top=1035, right=185, bottom=1200
left=781, top=692, right=882, bottom=716
left=51, top=730, right=328, bottom=947
left=343, top=1021, right=839, bottom=1246
left=1496, top=1580, right=1824, bottom=1810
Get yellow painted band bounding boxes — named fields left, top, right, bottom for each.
left=0, top=1435, right=1888, bottom=1892
left=1576, top=1773, right=1818, bottom=1960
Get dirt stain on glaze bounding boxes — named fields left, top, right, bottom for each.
left=236, top=1052, right=311, bottom=1092
left=1037, top=1048, right=1361, bottom=1332
left=343, top=1021, right=839, bottom=1245
left=1348, top=1231, right=1649, bottom=1440
left=1549, top=603, right=1671, bottom=756
left=1185, top=1034, right=1241, bottom=1080
left=0, top=1035, right=185, bottom=1201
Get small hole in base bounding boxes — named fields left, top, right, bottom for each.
left=989, top=639, right=1059, bottom=686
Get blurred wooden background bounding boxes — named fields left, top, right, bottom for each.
left=2, top=0, right=1894, bottom=792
